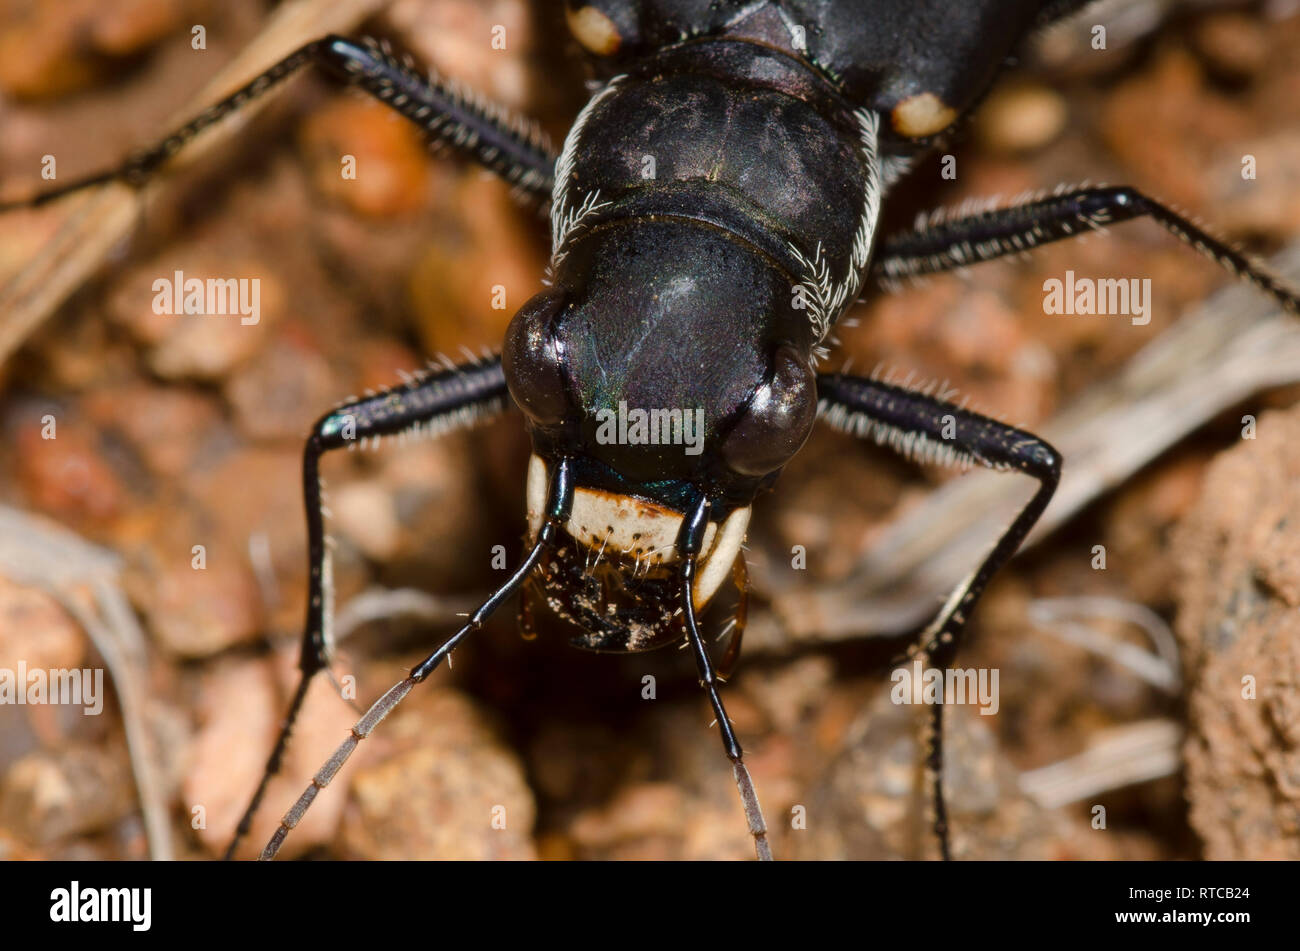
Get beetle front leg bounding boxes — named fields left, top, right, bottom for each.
left=223, top=355, right=509, bottom=859
left=258, top=458, right=575, bottom=862
left=817, top=371, right=1062, bottom=859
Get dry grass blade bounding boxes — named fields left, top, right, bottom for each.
left=1018, top=718, right=1182, bottom=809
left=334, top=586, right=482, bottom=643
left=0, top=505, right=171, bottom=860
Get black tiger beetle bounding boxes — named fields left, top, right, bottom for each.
left=4, top=0, right=1298, bottom=862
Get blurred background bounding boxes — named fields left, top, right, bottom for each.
left=0, top=0, right=1298, bottom=860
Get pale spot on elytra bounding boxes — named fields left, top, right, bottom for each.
left=892, top=92, right=958, bottom=138
left=567, top=5, right=621, bottom=55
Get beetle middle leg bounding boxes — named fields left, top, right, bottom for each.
left=0, top=34, right=556, bottom=212
left=871, top=185, right=1300, bottom=315
left=817, top=372, right=1062, bottom=859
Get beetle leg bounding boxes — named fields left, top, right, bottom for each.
left=0, top=34, right=556, bottom=212
left=224, top=355, right=510, bottom=860
left=818, top=372, right=1062, bottom=859
left=871, top=185, right=1300, bottom=316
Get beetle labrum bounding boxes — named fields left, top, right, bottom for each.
left=4, top=1, right=1299, bottom=861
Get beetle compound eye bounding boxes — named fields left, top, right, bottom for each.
left=720, top=345, right=818, bottom=477
left=503, top=290, right=572, bottom=427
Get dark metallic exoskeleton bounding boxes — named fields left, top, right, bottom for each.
left=8, top=0, right=1299, bottom=860
left=509, top=1, right=1088, bottom=657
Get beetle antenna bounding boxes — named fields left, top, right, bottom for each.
left=678, top=496, right=773, bottom=861
left=256, top=459, right=574, bottom=860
